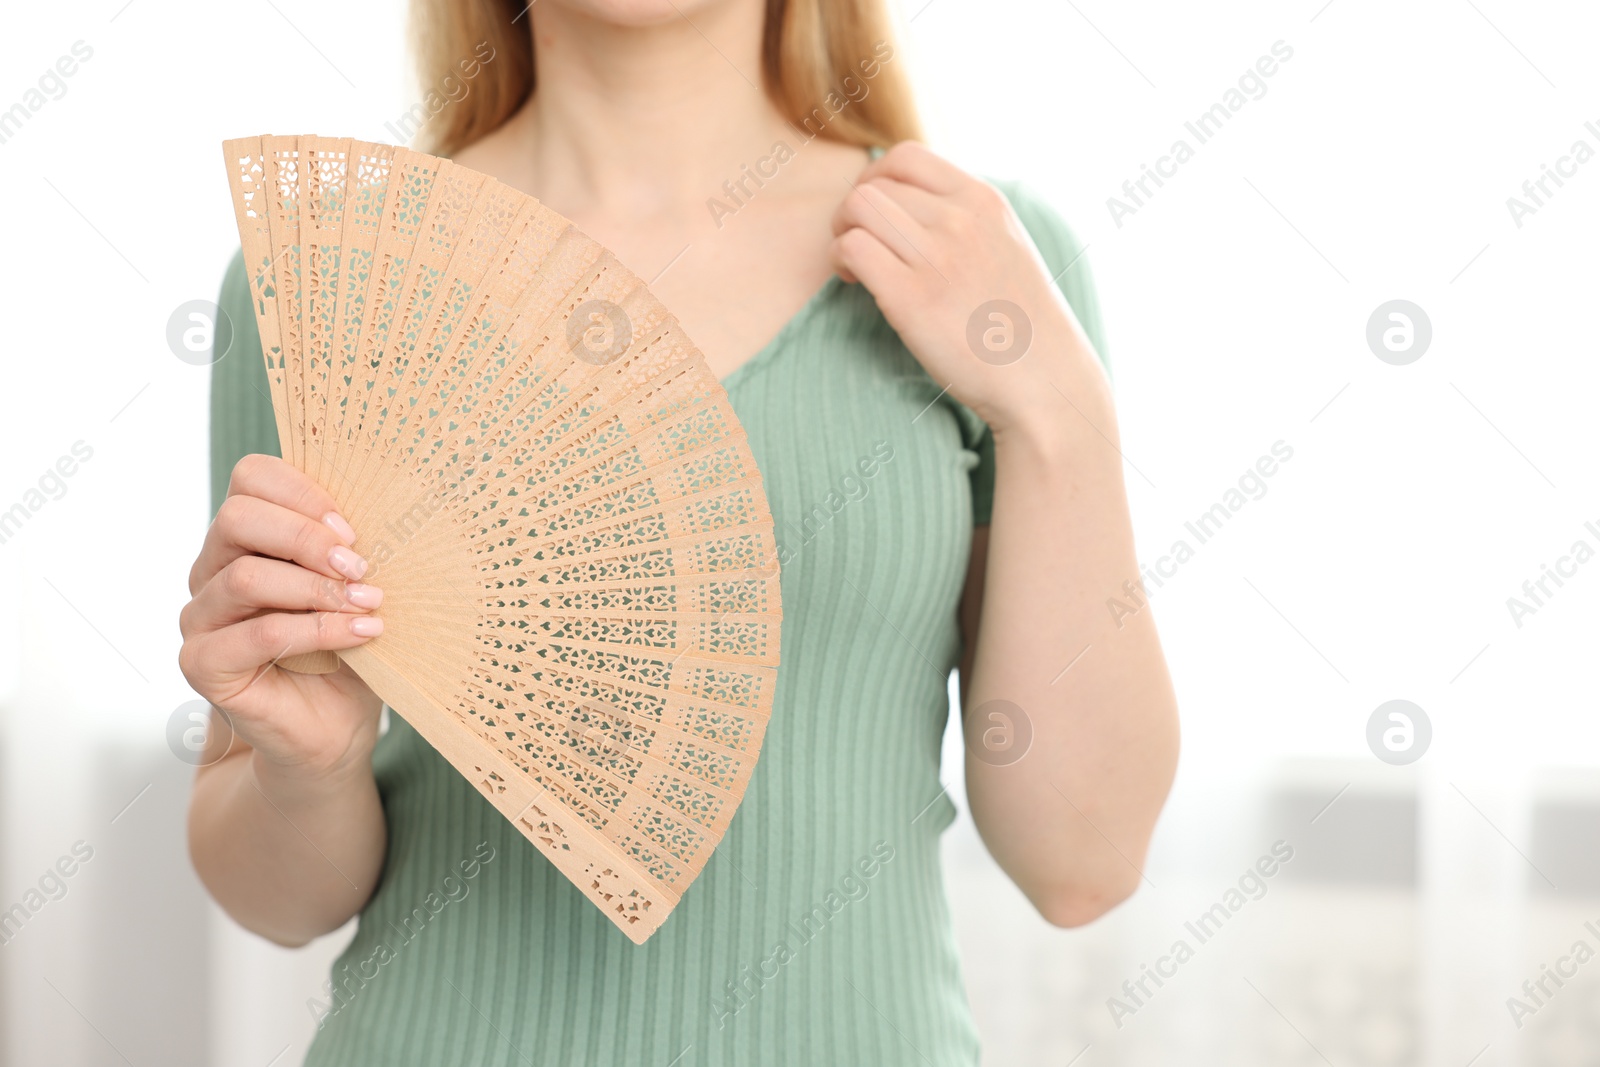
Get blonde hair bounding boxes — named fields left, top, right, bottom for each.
left=409, top=0, right=921, bottom=156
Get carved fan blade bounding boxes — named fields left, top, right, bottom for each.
left=222, top=135, right=781, bottom=944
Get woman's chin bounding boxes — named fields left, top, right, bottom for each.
left=543, top=0, right=735, bottom=29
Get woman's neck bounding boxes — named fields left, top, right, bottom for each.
left=483, top=3, right=796, bottom=225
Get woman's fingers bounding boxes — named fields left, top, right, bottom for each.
left=855, top=141, right=968, bottom=196
left=181, top=556, right=382, bottom=637
left=227, top=453, right=348, bottom=530
left=831, top=180, right=928, bottom=268
left=179, top=609, right=384, bottom=695
left=830, top=225, right=908, bottom=291
left=838, top=176, right=949, bottom=229
left=191, top=494, right=368, bottom=595
left=190, top=453, right=357, bottom=593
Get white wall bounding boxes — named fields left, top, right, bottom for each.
left=1, top=1, right=1596, bottom=1064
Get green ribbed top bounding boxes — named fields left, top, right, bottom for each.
left=209, top=182, right=1105, bottom=1067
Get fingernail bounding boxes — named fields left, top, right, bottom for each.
left=329, top=545, right=368, bottom=581
left=349, top=615, right=384, bottom=638
left=324, top=512, right=356, bottom=545
left=345, top=583, right=383, bottom=609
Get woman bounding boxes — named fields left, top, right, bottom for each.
left=180, top=0, right=1179, bottom=1062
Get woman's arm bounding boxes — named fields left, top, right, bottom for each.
left=831, top=142, right=1179, bottom=927
left=190, top=738, right=387, bottom=946
left=958, top=408, right=1178, bottom=927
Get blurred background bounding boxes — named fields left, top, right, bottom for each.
left=2, top=0, right=1597, bottom=1063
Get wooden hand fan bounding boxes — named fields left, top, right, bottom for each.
left=221, top=135, right=781, bottom=944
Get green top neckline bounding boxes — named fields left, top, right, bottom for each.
left=719, top=273, right=845, bottom=392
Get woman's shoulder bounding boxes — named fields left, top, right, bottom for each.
left=988, top=179, right=1089, bottom=267
left=984, top=178, right=1108, bottom=367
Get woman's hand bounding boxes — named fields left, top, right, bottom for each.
left=178, top=453, right=385, bottom=782
left=829, top=141, right=1108, bottom=444
left=182, top=455, right=391, bottom=943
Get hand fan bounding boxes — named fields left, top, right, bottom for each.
left=220, top=134, right=781, bottom=944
